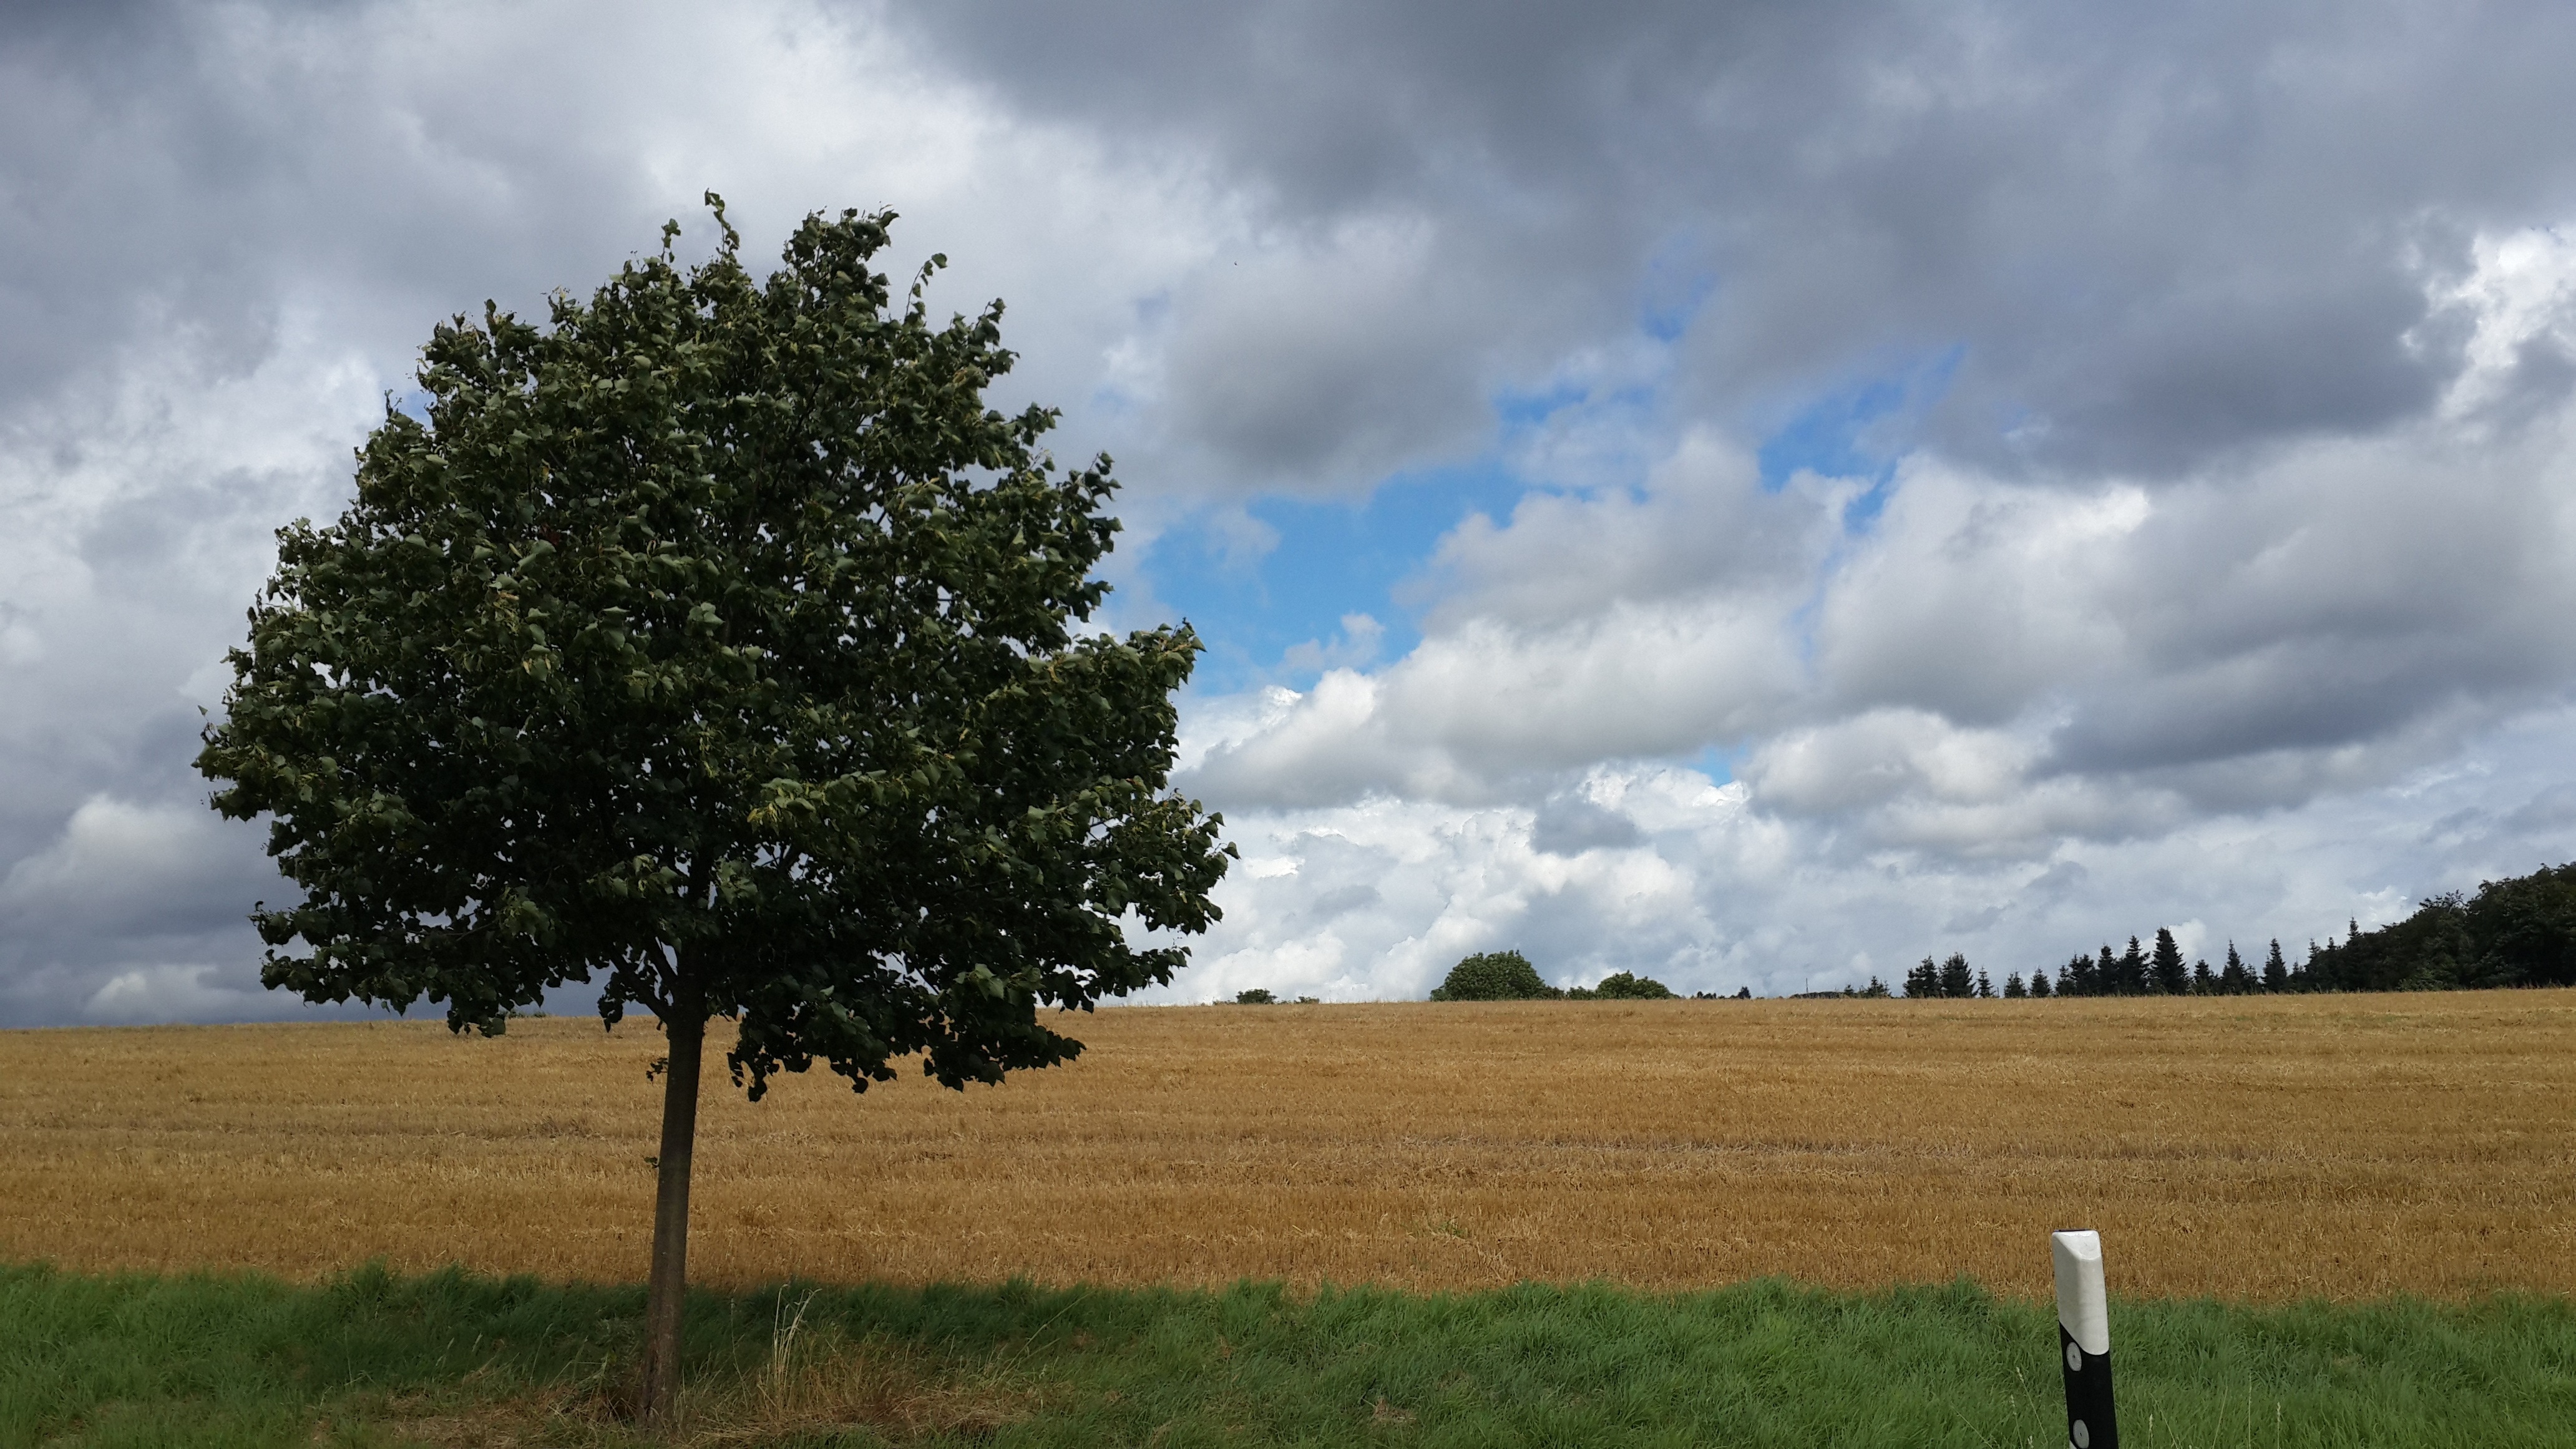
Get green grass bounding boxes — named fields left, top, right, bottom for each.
left=5, top=1262, right=2572, bottom=1447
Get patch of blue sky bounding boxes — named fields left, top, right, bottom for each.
left=1146, top=246, right=1721, bottom=697
left=1492, top=376, right=1593, bottom=430
left=1755, top=345, right=1963, bottom=527
left=1148, top=343, right=1684, bottom=696
left=1685, top=743, right=1748, bottom=789
left=1140, top=251, right=1961, bottom=717
left=1637, top=234, right=1717, bottom=344
left=1146, top=454, right=1532, bottom=696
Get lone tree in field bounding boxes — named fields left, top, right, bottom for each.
left=195, top=200, right=1232, bottom=1422
left=1429, top=950, right=1557, bottom=1000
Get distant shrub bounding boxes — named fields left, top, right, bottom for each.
left=1429, top=951, right=1558, bottom=1001
left=1233, top=988, right=1277, bottom=1005
left=1590, top=971, right=1676, bottom=1000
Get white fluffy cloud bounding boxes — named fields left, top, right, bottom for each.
left=1169, top=228, right=2576, bottom=995
left=1169, top=703, right=2576, bottom=1001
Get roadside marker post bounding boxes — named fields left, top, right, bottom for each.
left=2052, top=1229, right=2117, bottom=1449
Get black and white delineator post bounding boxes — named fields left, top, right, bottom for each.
left=2051, top=1229, right=2118, bottom=1449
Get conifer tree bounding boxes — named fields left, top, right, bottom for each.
left=2221, top=942, right=2250, bottom=994
left=2149, top=930, right=2186, bottom=994
left=2003, top=972, right=2026, bottom=998
left=1905, top=957, right=1940, bottom=998
left=2190, top=957, right=2214, bottom=993
left=2119, top=937, right=2147, bottom=995
left=2030, top=967, right=2054, bottom=998
left=1938, top=952, right=1974, bottom=998
left=1975, top=968, right=1994, bottom=998
left=2263, top=939, right=2290, bottom=992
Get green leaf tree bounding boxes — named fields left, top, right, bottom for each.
left=1589, top=970, right=1676, bottom=1000
left=194, top=200, right=1231, bottom=1422
left=1428, top=950, right=1558, bottom=1000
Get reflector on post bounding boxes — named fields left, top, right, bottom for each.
left=2051, top=1229, right=2117, bottom=1449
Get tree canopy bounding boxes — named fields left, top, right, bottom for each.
left=1430, top=950, right=1556, bottom=1001
left=196, top=199, right=1231, bottom=1417
left=2302, top=865, right=2576, bottom=990
left=1424, top=953, right=1680, bottom=1001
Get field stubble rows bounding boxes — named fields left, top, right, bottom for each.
left=2, top=993, right=2569, bottom=1301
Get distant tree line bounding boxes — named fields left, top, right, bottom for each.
left=1267, top=865, right=2576, bottom=1007
left=1903, top=862, right=2576, bottom=1000
left=1427, top=951, right=1677, bottom=1001
left=2297, top=862, right=2576, bottom=990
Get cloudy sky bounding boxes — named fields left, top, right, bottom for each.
left=6, top=0, right=2576, bottom=1023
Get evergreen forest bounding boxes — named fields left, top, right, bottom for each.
left=1902, top=862, right=2576, bottom=999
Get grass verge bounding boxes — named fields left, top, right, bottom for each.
left=4, top=1261, right=2572, bottom=1447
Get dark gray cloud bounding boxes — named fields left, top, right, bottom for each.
left=1530, top=791, right=1645, bottom=857
left=887, top=0, right=2576, bottom=482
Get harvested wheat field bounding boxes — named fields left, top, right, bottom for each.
left=2, top=992, right=2570, bottom=1302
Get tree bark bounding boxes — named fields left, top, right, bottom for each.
left=637, top=987, right=706, bottom=1425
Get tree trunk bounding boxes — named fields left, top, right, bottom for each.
left=637, top=995, right=706, bottom=1425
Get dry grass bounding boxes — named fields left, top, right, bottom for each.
left=2, top=992, right=2571, bottom=1302
left=386, top=1314, right=1037, bottom=1448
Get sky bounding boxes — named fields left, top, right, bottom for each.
left=6, top=0, right=2576, bottom=1023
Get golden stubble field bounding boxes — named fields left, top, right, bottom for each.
left=2, top=993, right=2570, bottom=1302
